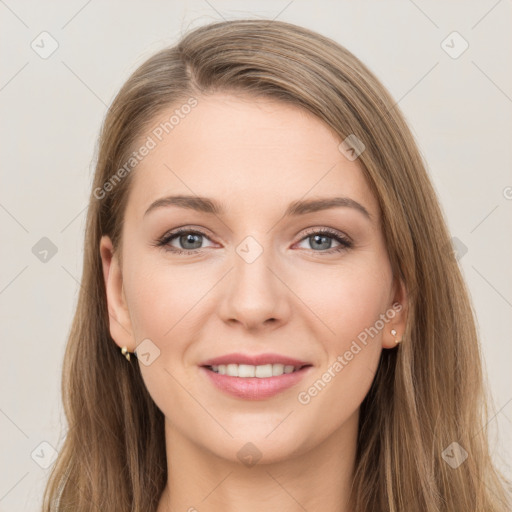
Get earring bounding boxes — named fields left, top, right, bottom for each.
left=391, top=329, right=402, bottom=344
left=121, top=346, right=132, bottom=361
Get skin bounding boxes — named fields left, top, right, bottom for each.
left=100, top=93, right=408, bottom=512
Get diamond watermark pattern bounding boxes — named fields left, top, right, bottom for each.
left=450, top=236, right=468, bottom=261
left=32, top=237, right=58, bottom=263
left=30, top=31, right=59, bottom=59
left=31, top=441, right=58, bottom=469
left=441, top=442, right=468, bottom=469
left=338, top=134, right=366, bottom=161
left=135, top=338, right=161, bottom=366
left=441, top=31, right=469, bottom=59
left=237, top=442, right=262, bottom=467
left=236, top=236, right=263, bottom=264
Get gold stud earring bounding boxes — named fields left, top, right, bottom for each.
left=121, top=346, right=131, bottom=361
left=391, top=329, right=402, bottom=344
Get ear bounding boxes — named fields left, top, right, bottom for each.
left=382, top=277, right=408, bottom=349
left=99, top=235, right=135, bottom=352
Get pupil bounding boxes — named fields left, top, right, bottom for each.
left=182, top=233, right=201, bottom=249
left=312, top=234, right=330, bottom=250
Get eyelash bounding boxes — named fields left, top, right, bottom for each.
left=153, top=227, right=353, bottom=256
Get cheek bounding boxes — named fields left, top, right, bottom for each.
left=121, top=259, right=209, bottom=416
left=123, top=254, right=210, bottom=344
left=294, top=261, right=391, bottom=401
left=297, top=258, right=392, bottom=344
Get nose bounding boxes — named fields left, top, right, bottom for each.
left=217, top=242, right=291, bottom=332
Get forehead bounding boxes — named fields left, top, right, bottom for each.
left=124, top=93, right=378, bottom=222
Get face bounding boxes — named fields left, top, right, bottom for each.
left=100, top=92, right=407, bottom=464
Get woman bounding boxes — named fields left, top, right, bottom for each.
left=42, top=19, right=511, bottom=511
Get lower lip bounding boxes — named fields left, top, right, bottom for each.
left=200, top=366, right=313, bottom=400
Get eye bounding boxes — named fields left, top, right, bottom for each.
left=154, top=228, right=215, bottom=255
left=153, top=226, right=352, bottom=256
left=295, top=228, right=352, bottom=254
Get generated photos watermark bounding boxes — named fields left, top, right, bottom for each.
left=94, top=97, right=198, bottom=200
left=297, top=302, right=403, bottom=405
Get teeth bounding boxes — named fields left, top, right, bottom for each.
left=210, top=363, right=302, bottom=377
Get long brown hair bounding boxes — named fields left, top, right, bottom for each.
left=42, top=19, right=512, bottom=511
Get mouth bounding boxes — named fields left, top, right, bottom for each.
left=203, top=363, right=311, bottom=377
left=199, top=363, right=314, bottom=400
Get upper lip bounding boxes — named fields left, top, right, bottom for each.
left=200, top=352, right=312, bottom=368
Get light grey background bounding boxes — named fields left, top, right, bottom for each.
left=1, top=1, right=511, bottom=510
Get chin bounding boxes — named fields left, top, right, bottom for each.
left=198, top=422, right=314, bottom=466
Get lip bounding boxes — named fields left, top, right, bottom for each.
left=199, top=352, right=311, bottom=367
left=199, top=352, right=314, bottom=400
left=200, top=365, right=313, bottom=400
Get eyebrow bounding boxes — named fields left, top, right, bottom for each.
left=143, top=194, right=372, bottom=220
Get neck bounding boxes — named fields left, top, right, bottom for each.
left=157, top=410, right=358, bottom=512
